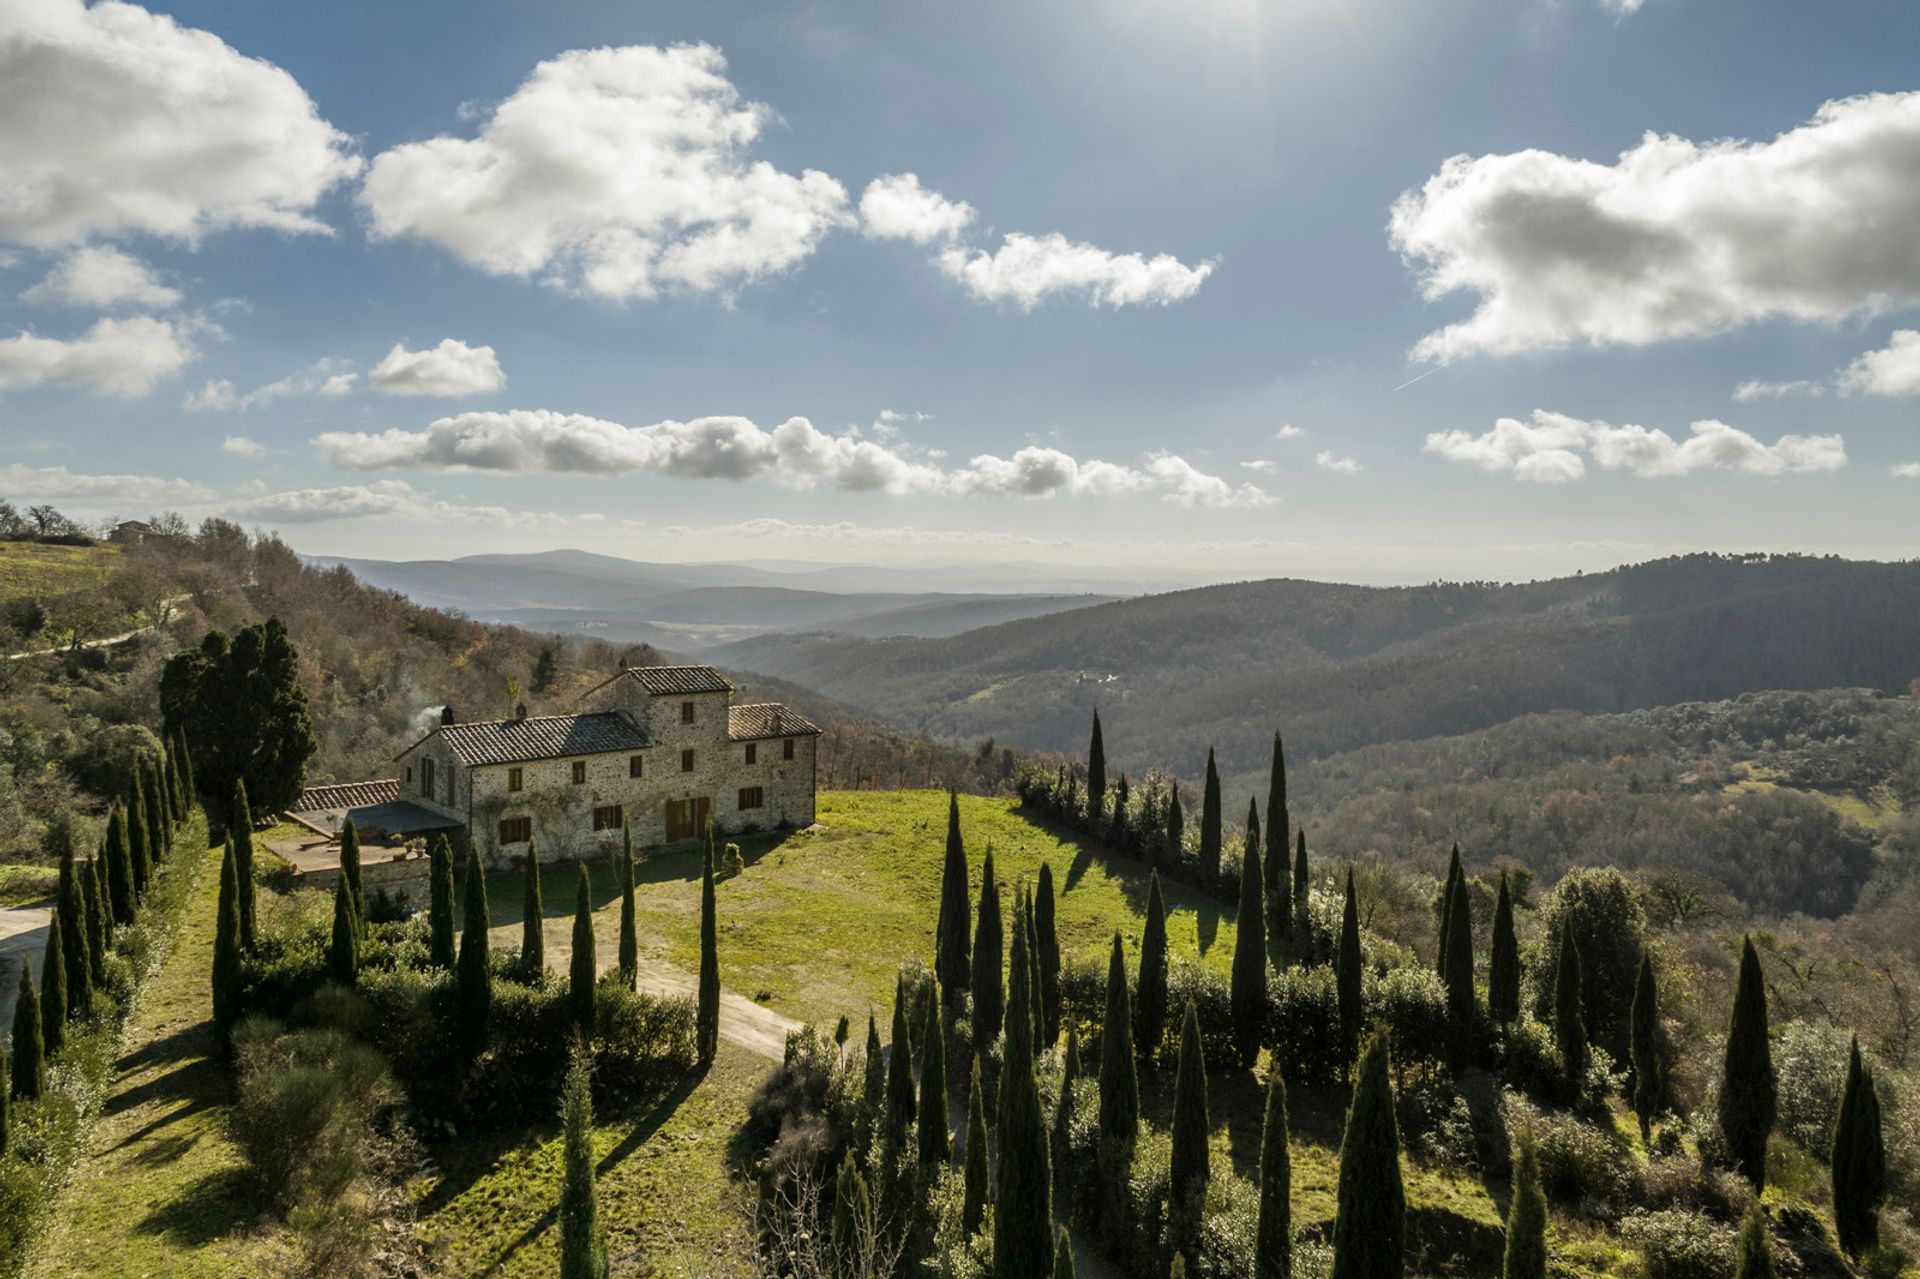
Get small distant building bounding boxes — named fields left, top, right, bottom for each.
left=107, top=520, right=155, bottom=545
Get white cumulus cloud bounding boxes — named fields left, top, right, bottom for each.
left=1837, top=329, right=1920, bottom=397
left=368, top=339, right=506, bottom=397
left=938, top=232, right=1215, bottom=310
left=221, top=436, right=265, bottom=458
left=1732, top=379, right=1825, bottom=402
left=1390, top=92, right=1920, bottom=360
left=183, top=358, right=356, bottom=411
left=859, top=174, right=977, bottom=245
left=359, top=44, right=851, bottom=301
left=1893, top=462, right=1920, bottom=478
left=0, top=316, right=196, bottom=396
left=0, top=0, right=360, bottom=248
left=1316, top=451, right=1363, bottom=474
left=21, top=246, right=180, bottom=308
left=0, top=463, right=212, bottom=505
left=1425, top=409, right=1846, bottom=482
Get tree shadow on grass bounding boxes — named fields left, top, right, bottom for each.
left=135, top=1165, right=259, bottom=1246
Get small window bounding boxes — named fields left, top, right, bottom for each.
left=405, top=765, right=412, bottom=783
left=422, top=758, right=435, bottom=797
left=745, top=742, right=757, bottom=765
left=738, top=786, right=764, bottom=810
left=629, top=755, right=643, bottom=779
left=681, top=700, right=696, bottom=724
left=783, top=737, right=795, bottom=761
left=447, top=771, right=455, bottom=804
left=571, top=760, right=587, bottom=785
left=593, top=803, right=624, bottom=832
left=681, top=748, right=695, bottom=773
left=499, top=816, right=532, bottom=845
left=508, top=767, right=523, bottom=792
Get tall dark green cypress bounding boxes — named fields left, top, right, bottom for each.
left=1199, top=748, right=1223, bottom=887
left=520, top=836, right=545, bottom=975
left=1830, top=1035, right=1886, bottom=1258
left=39, top=910, right=66, bottom=1058
left=963, top=1053, right=990, bottom=1236
left=859, top=1012, right=885, bottom=1151
left=1502, top=1132, right=1546, bottom=1279
left=916, top=988, right=948, bottom=1165
left=457, top=845, right=491, bottom=1052
left=1256, top=1069, right=1291, bottom=1279
left=1052, top=1028, right=1080, bottom=1194
left=339, top=814, right=365, bottom=931
left=104, top=803, right=133, bottom=926
left=618, top=817, right=638, bottom=990
left=163, top=740, right=186, bottom=825
left=832, top=1155, right=874, bottom=1274
left=1169, top=1003, right=1211, bottom=1266
left=1137, top=872, right=1169, bottom=1065
left=212, top=839, right=242, bottom=1028
left=570, top=864, right=596, bottom=1035
left=559, top=1046, right=610, bottom=1279
left=1630, top=953, right=1663, bottom=1142
left=1553, top=926, right=1587, bottom=1092
left=971, top=846, right=1003, bottom=1047
left=1337, top=871, right=1363, bottom=1073
left=10, top=967, right=44, bottom=1101
left=1436, top=844, right=1462, bottom=976
left=1442, top=859, right=1475, bottom=1063
left=230, top=779, right=256, bottom=950
left=428, top=834, right=456, bottom=968
left=1719, top=936, right=1775, bottom=1190
left=126, top=763, right=152, bottom=896
left=1488, top=871, right=1519, bottom=1025
left=1733, top=1203, right=1777, bottom=1279
left=1087, top=710, right=1107, bottom=825
left=1331, top=1035, right=1404, bottom=1279
left=80, top=856, right=106, bottom=982
left=174, top=726, right=197, bottom=804
left=1099, top=932, right=1139, bottom=1143
left=140, top=756, right=169, bottom=860
left=1023, top=891, right=1043, bottom=1049
left=328, top=875, right=359, bottom=986
left=1111, top=773, right=1130, bottom=844
left=937, top=792, right=972, bottom=1008
left=56, top=846, right=90, bottom=1020
left=1007, top=896, right=1035, bottom=1068
left=1036, top=862, right=1061, bottom=1048
left=1165, top=784, right=1184, bottom=861
left=1265, top=731, right=1291, bottom=943
left=696, top=826, right=720, bottom=1066
left=994, top=883, right=1052, bottom=1279
left=1292, top=830, right=1311, bottom=956
left=1232, top=804, right=1267, bottom=1068
left=1055, top=1228, right=1077, bottom=1279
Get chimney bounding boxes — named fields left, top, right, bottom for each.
left=515, top=701, right=528, bottom=720
left=441, top=705, right=456, bottom=726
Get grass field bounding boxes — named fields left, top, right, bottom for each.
left=1724, top=769, right=1904, bottom=829
left=0, top=542, right=119, bottom=605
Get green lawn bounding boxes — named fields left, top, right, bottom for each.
left=0, top=864, right=58, bottom=907
left=0, top=542, right=120, bottom=606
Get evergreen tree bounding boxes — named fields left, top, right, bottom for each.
left=141, top=756, right=170, bottom=859
left=1051, top=1028, right=1080, bottom=1195
left=936, top=791, right=972, bottom=1004
left=520, top=837, right=545, bottom=975
left=39, top=910, right=66, bottom=1058
left=1200, top=749, right=1223, bottom=887
left=1436, top=845, right=1462, bottom=975
left=1442, top=857, right=1475, bottom=1063
left=339, top=814, right=365, bottom=931
left=532, top=646, right=559, bottom=693
left=1553, top=926, right=1587, bottom=1091
left=457, top=845, right=491, bottom=1052
left=1293, top=831, right=1311, bottom=957
left=570, top=864, right=596, bottom=1035
left=1232, top=805, right=1268, bottom=1068
left=917, top=988, right=948, bottom=1165
left=328, top=876, right=359, bottom=986
left=832, top=1154, right=874, bottom=1274
left=1502, top=1132, right=1546, bottom=1279
left=1098, top=932, right=1139, bottom=1144
left=860, top=1012, right=885, bottom=1153
left=12, top=966, right=46, bottom=1099
left=173, top=726, right=197, bottom=803
left=1265, top=731, right=1291, bottom=944
left=696, top=825, right=720, bottom=1066
left=230, top=779, right=256, bottom=950
left=1331, top=1036, right=1405, bottom=1279
left=1165, top=784, right=1184, bottom=862
left=1037, top=862, right=1062, bottom=1047
left=1831, top=1035, right=1887, bottom=1258
left=1718, top=936, right=1775, bottom=1190
left=618, top=817, right=638, bottom=990
left=1169, top=1003, right=1211, bottom=1267
left=1136, top=872, right=1170, bottom=1064
left=971, top=846, right=1003, bottom=1047
left=212, top=839, right=243, bottom=1028
left=1337, top=871, right=1363, bottom=1073
left=1087, top=710, right=1107, bottom=825
left=993, top=897, right=1052, bottom=1279
left=1630, top=953, right=1663, bottom=1142
left=963, top=1053, right=990, bottom=1235
left=80, top=856, right=105, bottom=982
left=1256, top=1069, right=1292, bottom=1279
left=1023, top=891, right=1043, bottom=1050
left=1111, top=773, right=1131, bottom=845
left=160, top=616, right=315, bottom=812
left=126, top=766, right=152, bottom=898
left=559, top=1046, right=610, bottom=1279
left=163, top=740, right=187, bottom=824
left=428, top=834, right=456, bottom=968
left=1733, top=1204, right=1777, bottom=1279
left=1055, top=1228, right=1077, bottom=1279
left=1006, top=896, right=1035, bottom=1070
left=0, top=1045, right=8, bottom=1156
left=56, top=847, right=90, bottom=1021
left=1488, top=871, right=1520, bottom=1025
left=104, top=802, right=133, bottom=925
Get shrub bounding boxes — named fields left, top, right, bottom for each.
left=228, top=1017, right=397, bottom=1212
left=1371, top=965, right=1451, bottom=1076
left=1773, top=1019, right=1850, bottom=1151
left=1264, top=965, right=1344, bottom=1086
left=1621, top=1208, right=1738, bottom=1279
left=720, top=843, right=745, bottom=879
left=1166, top=962, right=1234, bottom=1067
left=1508, top=1094, right=1630, bottom=1210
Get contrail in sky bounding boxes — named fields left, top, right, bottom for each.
left=1392, top=363, right=1449, bottom=392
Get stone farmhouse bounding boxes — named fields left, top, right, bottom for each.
left=293, top=665, right=819, bottom=868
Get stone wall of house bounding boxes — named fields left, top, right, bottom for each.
left=398, top=733, right=467, bottom=823
left=296, top=849, right=433, bottom=911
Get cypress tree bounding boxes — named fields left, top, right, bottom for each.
left=1266, top=731, right=1291, bottom=944
left=328, top=876, right=358, bottom=985
left=174, top=726, right=197, bottom=803
left=570, top=864, right=596, bottom=1035
left=1232, top=803, right=1267, bottom=1068
left=212, top=839, right=242, bottom=1028
left=1293, top=830, right=1311, bottom=957
left=1502, top=1132, right=1547, bottom=1279
left=618, top=817, right=638, bottom=990
left=1733, top=1203, right=1777, bottom=1279
left=1051, top=1027, right=1080, bottom=1194
left=1037, top=863, right=1061, bottom=1048
left=993, top=896, right=1052, bottom=1279
left=230, top=779, right=256, bottom=950
left=56, top=847, right=90, bottom=1021
left=126, top=764, right=152, bottom=896
left=1087, top=709, right=1107, bottom=825
left=1200, top=748, right=1222, bottom=887
left=1006, top=896, right=1035, bottom=1069
left=1337, top=870, right=1363, bottom=1073
left=1165, top=784, right=1184, bottom=862
left=1169, top=1003, right=1211, bottom=1266
left=147, top=756, right=172, bottom=855
left=917, top=988, right=948, bottom=1165
left=103, top=803, right=133, bottom=925
left=1831, top=1035, right=1887, bottom=1258
left=1098, top=932, right=1139, bottom=1144
left=971, top=846, right=1003, bottom=1047
left=937, top=791, right=971, bottom=1003
left=1442, top=858, right=1474, bottom=1063
left=1111, top=773, right=1131, bottom=845
left=163, top=740, right=186, bottom=824
left=138, top=757, right=167, bottom=860
left=339, top=814, right=365, bottom=930
left=1024, top=891, right=1043, bottom=1050
left=428, top=834, right=456, bottom=968
left=696, top=826, right=720, bottom=1066
left=80, top=856, right=105, bottom=982
left=1331, top=1035, right=1405, bottom=1279
left=963, top=1053, right=990, bottom=1235
left=1488, top=871, right=1519, bottom=1025
left=11, top=967, right=45, bottom=1099
left=1256, top=1069, right=1292, bottom=1279
left=832, top=1154, right=874, bottom=1274
left=1055, top=1228, right=1077, bottom=1279
left=1436, top=845, right=1461, bottom=976
left=862, top=1012, right=886, bottom=1148
left=39, top=910, right=66, bottom=1057
left=0, top=1045, right=8, bottom=1156
left=1718, top=936, right=1775, bottom=1190
left=559, top=1047, right=610, bottom=1279
left=457, top=845, right=491, bottom=1052
left=1137, top=872, right=1169, bottom=1064
left=1553, top=926, right=1587, bottom=1092
left=521, top=837, right=545, bottom=975
left=1630, top=953, right=1663, bottom=1142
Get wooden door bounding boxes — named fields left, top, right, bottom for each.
left=665, top=797, right=711, bottom=842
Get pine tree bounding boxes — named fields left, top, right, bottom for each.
left=696, top=826, right=720, bottom=1066
left=1200, top=748, right=1223, bottom=887
left=457, top=845, right=491, bottom=1052
left=1256, top=1069, right=1292, bottom=1279
left=1265, top=731, right=1291, bottom=944
left=963, top=1053, right=990, bottom=1235
left=1502, top=1131, right=1546, bottom=1279
left=1488, top=871, right=1519, bottom=1025
left=1293, top=830, right=1311, bottom=957
left=1137, top=872, right=1169, bottom=1064
left=917, top=989, right=949, bottom=1165
left=993, top=893, right=1052, bottom=1279
left=937, top=791, right=972, bottom=1005
left=104, top=802, right=133, bottom=926
left=1099, top=932, right=1139, bottom=1144
left=1055, top=1228, right=1077, bottom=1279
left=1036, top=863, right=1061, bottom=1048
left=1442, top=856, right=1475, bottom=1064
left=212, top=839, right=243, bottom=1028
left=618, top=817, right=638, bottom=990
left=39, top=910, right=66, bottom=1058
left=56, top=846, right=90, bottom=1021
left=1337, top=871, right=1363, bottom=1073
left=1553, top=926, right=1587, bottom=1092
left=520, top=837, right=545, bottom=975
left=1718, top=936, right=1775, bottom=1190
left=832, top=1154, right=875, bottom=1274
left=339, top=814, right=365, bottom=931
left=1232, top=803, right=1268, bottom=1068
left=1831, top=1035, right=1887, bottom=1257
left=559, top=1046, right=611, bottom=1279
left=1165, top=784, right=1184, bottom=862
left=1169, top=1003, right=1211, bottom=1266
left=11, top=967, right=45, bottom=1100
left=230, top=779, right=256, bottom=950
left=328, top=876, right=359, bottom=985
left=1331, top=1036, right=1405, bottom=1279
left=428, top=834, right=456, bottom=968
left=1087, top=709, right=1107, bottom=826
left=1630, top=952, right=1663, bottom=1142
left=570, top=864, right=596, bottom=1035
left=1733, top=1203, right=1777, bottom=1279
left=80, top=856, right=106, bottom=982
left=972, top=846, right=1003, bottom=1047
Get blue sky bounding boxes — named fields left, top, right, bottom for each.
left=2, top=0, right=1918, bottom=582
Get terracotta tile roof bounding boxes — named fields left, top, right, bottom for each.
left=292, top=779, right=400, bottom=812
left=626, top=665, right=734, bottom=696
left=727, top=702, right=821, bottom=741
left=428, top=712, right=651, bottom=766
